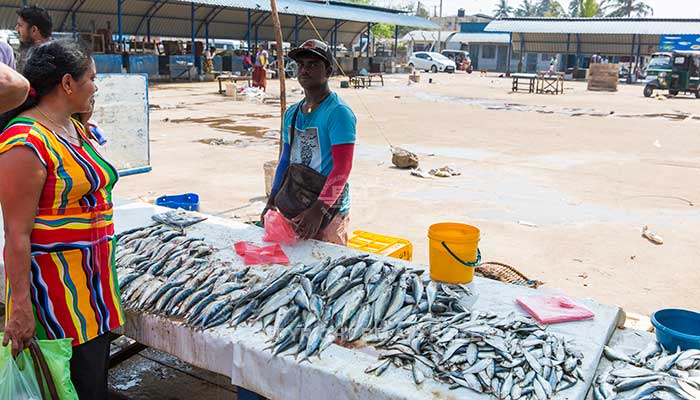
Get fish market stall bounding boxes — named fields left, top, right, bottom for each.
left=112, top=199, right=624, bottom=400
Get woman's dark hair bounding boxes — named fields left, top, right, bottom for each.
left=17, top=5, right=52, bottom=38
left=0, top=40, right=92, bottom=129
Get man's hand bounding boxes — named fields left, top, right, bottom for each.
left=292, top=200, right=330, bottom=240
left=2, top=299, right=36, bottom=357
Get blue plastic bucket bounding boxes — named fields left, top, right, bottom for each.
left=155, top=193, right=200, bottom=211
left=651, top=309, right=700, bottom=351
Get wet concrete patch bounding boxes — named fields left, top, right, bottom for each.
left=171, top=117, right=276, bottom=139
left=235, top=113, right=277, bottom=119
left=109, top=348, right=235, bottom=400
left=616, top=112, right=692, bottom=121
left=196, top=137, right=246, bottom=146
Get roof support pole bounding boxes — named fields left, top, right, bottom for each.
left=270, top=0, right=287, bottom=155
left=117, top=0, right=123, bottom=45
left=247, top=9, right=252, bottom=51
left=565, top=33, right=571, bottom=72
left=506, top=32, right=513, bottom=75
left=59, top=0, right=85, bottom=32
left=628, top=33, right=636, bottom=84
left=635, top=35, right=642, bottom=78
left=333, top=19, right=338, bottom=59
left=147, top=17, right=151, bottom=42
left=205, top=22, right=209, bottom=50
left=192, top=2, right=200, bottom=75
left=575, top=33, right=581, bottom=78
left=366, top=22, right=371, bottom=58
left=255, top=25, right=259, bottom=49
left=394, top=25, right=398, bottom=57
left=71, top=12, right=77, bottom=40
left=518, top=33, right=525, bottom=73
left=294, top=15, right=299, bottom=47
left=134, top=0, right=164, bottom=37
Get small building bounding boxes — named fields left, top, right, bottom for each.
left=401, top=25, right=552, bottom=73
left=430, top=10, right=492, bottom=30
left=485, top=18, right=700, bottom=77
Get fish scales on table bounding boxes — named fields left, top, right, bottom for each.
left=115, top=223, right=253, bottom=330
left=220, top=255, right=586, bottom=400
left=593, top=344, right=700, bottom=400
left=117, top=230, right=588, bottom=399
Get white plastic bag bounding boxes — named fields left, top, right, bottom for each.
left=0, top=342, right=42, bottom=400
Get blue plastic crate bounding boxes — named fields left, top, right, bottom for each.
left=155, top=193, right=200, bottom=211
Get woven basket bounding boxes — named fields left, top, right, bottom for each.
left=476, top=262, right=543, bottom=289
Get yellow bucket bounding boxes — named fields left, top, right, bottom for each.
left=428, top=223, right=481, bottom=284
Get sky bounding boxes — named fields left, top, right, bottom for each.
left=376, top=0, right=700, bottom=19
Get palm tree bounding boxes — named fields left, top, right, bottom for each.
left=605, top=0, right=653, bottom=17
left=568, top=0, right=580, bottom=16
left=516, top=0, right=539, bottom=16
left=535, top=0, right=566, bottom=17
left=579, top=0, right=604, bottom=17
left=493, top=0, right=514, bottom=18
left=543, top=1, right=566, bottom=16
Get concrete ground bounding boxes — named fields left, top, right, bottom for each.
left=115, top=72, right=700, bottom=317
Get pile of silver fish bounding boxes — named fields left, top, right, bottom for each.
left=226, top=254, right=585, bottom=399
left=364, top=309, right=585, bottom=398
left=113, top=231, right=588, bottom=399
left=226, top=254, right=442, bottom=360
left=594, top=344, right=700, bottom=400
left=115, top=224, right=251, bottom=330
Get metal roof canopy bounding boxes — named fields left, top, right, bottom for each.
left=486, top=18, right=700, bottom=56
left=401, top=30, right=510, bottom=44
left=0, top=0, right=437, bottom=48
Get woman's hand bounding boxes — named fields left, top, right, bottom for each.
left=2, top=299, right=36, bottom=357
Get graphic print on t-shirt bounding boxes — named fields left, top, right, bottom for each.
left=291, top=126, right=321, bottom=172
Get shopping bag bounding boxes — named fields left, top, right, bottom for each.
left=0, top=339, right=42, bottom=400
left=0, top=334, right=77, bottom=400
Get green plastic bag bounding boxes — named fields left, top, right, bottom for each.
left=0, top=339, right=42, bottom=400
left=0, top=334, right=78, bottom=400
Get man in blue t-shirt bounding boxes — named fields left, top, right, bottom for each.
left=263, top=39, right=356, bottom=245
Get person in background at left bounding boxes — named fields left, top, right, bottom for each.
left=204, top=46, right=216, bottom=74
left=253, top=44, right=268, bottom=91
left=15, top=5, right=52, bottom=72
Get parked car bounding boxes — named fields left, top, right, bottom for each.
left=408, top=52, right=456, bottom=73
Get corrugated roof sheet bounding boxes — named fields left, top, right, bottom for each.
left=0, top=0, right=437, bottom=46
left=400, top=30, right=456, bottom=42
left=486, top=18, right=700, bottom=35
left=401, top=30, right=510, bottom=44
left=173, top=0, right=438, bottom=28
left=511, top=32, right=661, bottom=55
left=450, top=32, right=510, bottom=44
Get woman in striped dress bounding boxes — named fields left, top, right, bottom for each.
left=0, top=40, right=122, bottom=399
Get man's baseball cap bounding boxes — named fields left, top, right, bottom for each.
left=288, top=39, right=333, bottom=67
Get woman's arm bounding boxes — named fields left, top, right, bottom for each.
left=0, top=146, right=46, bottom=356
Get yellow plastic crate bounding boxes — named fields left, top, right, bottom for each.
left=347, top=230, right=413, bottom=261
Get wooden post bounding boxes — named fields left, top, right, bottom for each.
left=270, top=0, right=287, bottom=156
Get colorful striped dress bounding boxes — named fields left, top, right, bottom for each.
left=1, top=116, right=124, bottom=346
